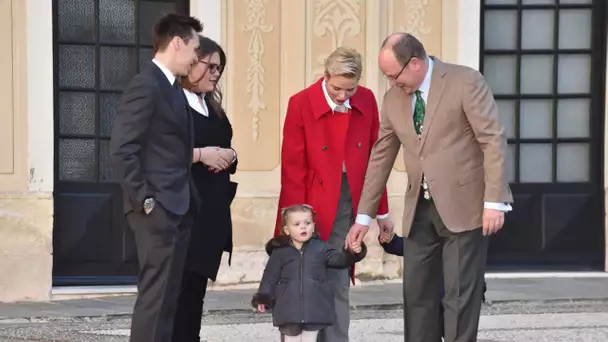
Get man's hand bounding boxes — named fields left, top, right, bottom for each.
left=345, top=223, right=369, bottom=250
left=482, top=208, right=504, bottom=236
left=377, top=217, right=394, bottom=240
left=379, top=227, right=395, bottom=244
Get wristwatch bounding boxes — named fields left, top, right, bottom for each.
left=143, top=197, right=156, bottom=212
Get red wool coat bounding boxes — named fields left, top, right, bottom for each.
left=275, top=78, right=389, bottom=282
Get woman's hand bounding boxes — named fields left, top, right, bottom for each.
left=218, top=148, right=236, bottom=165
left=195, top=147, right=230, bottom=171
left=206, top=148, right=236, bottom=173
left=256, top=304, right=266, bottom=313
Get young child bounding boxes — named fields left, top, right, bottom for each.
left=251, top=204, right=366, bottom=342
left=379, top=228, right=487, bottom=338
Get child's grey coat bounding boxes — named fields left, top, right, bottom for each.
left=251, top=234, right=366, bottom=327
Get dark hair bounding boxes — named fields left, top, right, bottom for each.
left=381, top=32, right=428, bottom=66
left=152, top=13, right=203, bottom=52
left=279, top=204, right=316, bottom=236
left=182, top=35, right=227, bottom=119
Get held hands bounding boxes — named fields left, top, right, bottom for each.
left=377, top=217, right=394, bottom=243
left=218, top=148, right=236, bottom=166
left=344, top=223, right=368, bottom=251
left=378, top=225, right=395, bottom=244
left=482, top=208, right=505, bottom=236
left=346, top=217, right=394, bottom=249
left=349, top=240, right=362, bottom=253
left=195, top=147, right=235, bottom=173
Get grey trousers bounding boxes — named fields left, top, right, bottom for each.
left=280, top=175, right=353, bottom=342
left=318, top=174, right=353, bottom=342
left=403, top=197, right=488, bottom=342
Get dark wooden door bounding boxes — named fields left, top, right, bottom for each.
left=480, top=0, right=606, bottom=270
left=52, top=0, right=189, bottom=285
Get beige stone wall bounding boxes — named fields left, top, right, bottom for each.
left=212, top=0, right=455, bottom=286
left=605, top=25, right=608, bottom=272
left=0, top=0, right=53, bottom=302
left=0, top=0, right=27, bottom=191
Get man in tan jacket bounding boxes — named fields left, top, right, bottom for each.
left=345, top=33, right=513, bottom=341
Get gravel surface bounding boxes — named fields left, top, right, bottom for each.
left=1, top=301, right=608, bottom=341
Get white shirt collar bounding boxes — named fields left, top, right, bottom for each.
left=183, top=89, right=209, bottom=117
left=322, top=78, right=352, bottom=111
left=152, top=59, right=176, bottom=85
left=417, top=58, right=434, bottom=95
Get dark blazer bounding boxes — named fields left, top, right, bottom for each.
left=110, top=64, right=198, bottom=215
left=251, top=234, right=366, bottom=327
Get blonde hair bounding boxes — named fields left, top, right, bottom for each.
left=324, top=47, right=363, bottom=80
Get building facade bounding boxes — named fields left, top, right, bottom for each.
left=0, top=0, right=605, bottom=302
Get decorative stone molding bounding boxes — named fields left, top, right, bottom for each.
left=243, top=0, right=274, bottom=142
left=311, top=0, right=362, bottom=79
left=399, top=0, right=432, bottom=37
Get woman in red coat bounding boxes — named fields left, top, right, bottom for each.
left=275, top=47, right=393, bottom=342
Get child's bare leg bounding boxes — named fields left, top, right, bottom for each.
left=283, top=334, right=302, bottom=342
left=301, top=330, right=319, bottom=342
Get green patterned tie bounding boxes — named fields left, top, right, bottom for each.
left=413, top=90, right=431, bottom=200
left=413, top=90, right=425, bottom=136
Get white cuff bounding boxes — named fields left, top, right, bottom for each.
left=376, top=213, right=389, bottom=219
left=355, top=214, right=372, bottom=226
left=484, top=201, right=512, bottom=212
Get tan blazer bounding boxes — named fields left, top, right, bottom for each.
left=359, top=58, right=513, bottom=236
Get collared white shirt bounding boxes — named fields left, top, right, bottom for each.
left=354, top=58, right=510, bottom=227
left=411, top=58, right=434, bottom=112
left=152, top=59, right=176, bottom=85
left=183, top=89, right=209, bottom=117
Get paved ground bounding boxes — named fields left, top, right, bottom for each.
left=1, top=302, right=608, bottom=341
left=0, top=277, right=608, bottom=341
left=2, top=277, right=608, bottom=322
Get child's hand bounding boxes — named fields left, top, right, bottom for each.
left=379, top=227, right=394, bottom=244
left=350, top=240, right=362, bottom=253
left=257, top=304, right=266, bottom=313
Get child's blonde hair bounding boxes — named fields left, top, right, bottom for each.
left=279, top=204, right=316, bottom=236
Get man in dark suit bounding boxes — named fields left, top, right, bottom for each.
left=109, top=13, right=203, bottom=342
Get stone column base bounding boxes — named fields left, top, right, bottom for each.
left=0, top=193, right=53, bottom=302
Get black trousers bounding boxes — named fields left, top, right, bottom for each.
left=172, top=269, right=209, bottom=342
left=127, top=203, right=192, bottom=342
left=403, top=198, right=488, bottom=342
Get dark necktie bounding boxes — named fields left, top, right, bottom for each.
left=413, top=90, right=425, bottom=136
left=414, top=90, right=431, bottom=200
left=171, top=79, right=187, bottom=117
